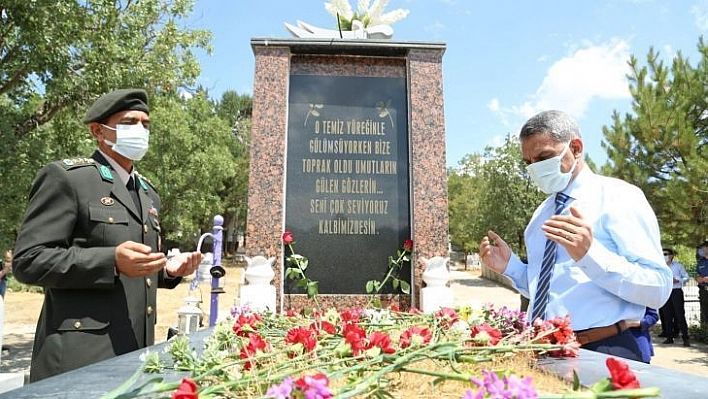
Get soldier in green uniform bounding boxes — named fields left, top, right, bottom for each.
left=12, top=89, right=203, bottom=382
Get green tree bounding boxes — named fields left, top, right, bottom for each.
left=476, top=136, right=546, bottom=255
left=0, top=0, right=211, bottom=250
left=602, top=38, right=708, bottom=245
left=214, top=90, right=252, bottom=252
left=448, top=135, right=545, bottom=258
left=144, top=91, right=237, bottom=249
left=447, top=155, right=485, bottom=255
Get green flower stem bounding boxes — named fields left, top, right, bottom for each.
left=538, top=387, right=661, bottom=398
left=397, top=366, right=473, bottom=382
left=287, top=243, right=321, bottom=311
left=366, top=250, right=408, bottom=308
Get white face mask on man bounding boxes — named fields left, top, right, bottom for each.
left=101, top=123, right=150, bottom=161
left=526, top=141, right=578, bottom=194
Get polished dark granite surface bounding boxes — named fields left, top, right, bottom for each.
left=4, top=330, right=707, bottom=399
left=0, top=329, right=210, bottom=399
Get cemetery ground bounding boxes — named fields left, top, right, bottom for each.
left=2, top=260, right=708, bottom=384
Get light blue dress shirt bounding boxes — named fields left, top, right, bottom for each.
left=668, top=261, right=689, bottom=289
left=504, top=167, right=672, bottom=330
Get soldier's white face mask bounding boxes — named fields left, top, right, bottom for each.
left=526, top=141, right=577, bottom=194
left=101, top=123, right=150, bottom=161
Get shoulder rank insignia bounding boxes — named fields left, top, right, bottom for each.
left=99, top=165, right=114, bottom=182
left=61, top=157, right=95, bottom=169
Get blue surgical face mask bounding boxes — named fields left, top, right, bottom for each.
left=699, top=248, right=707, bottom=257
left=526, top=141, right=578, bottom=194
left=102, top=123, right=150, bottom=161
left=664, top=255, right=671, bottom=263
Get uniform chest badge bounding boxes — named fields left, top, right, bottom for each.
left=101, top=197, right=115, bottom=206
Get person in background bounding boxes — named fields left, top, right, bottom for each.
left=628, top=308, right=659, bottom=363
left=1, top=249, right=12, bottom=354
left=659, top=248, right=690, bottom=346
left=479, top=110, right=672, bottom=362
left=12, top=89, right=203, bottom=382
left=0, top=250, right=11, bottom=298
left=696, top=241, right=708, bottom=324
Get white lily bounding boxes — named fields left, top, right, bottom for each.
left=325, top=0, right=354, bottom=20
left=324, top=0, right=409, bottom=28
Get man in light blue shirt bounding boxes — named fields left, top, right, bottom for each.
left=479, top=110, right=672, bottom=362
left=659, top=248, right=690, bottom=346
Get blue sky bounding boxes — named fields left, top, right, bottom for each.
left=189, top=0, right=708, bottom=167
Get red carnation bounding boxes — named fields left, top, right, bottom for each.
left=342, top=323, right=367, bottom=356
left=310, top=320, right=337, bottom=335
left=366, top=331, right=396, bottom=354
left=232, top=313, right=263, bottom=337
left=339, top=309, right=362, bottom=324
left=282, top=230, right=294, bottom=244
left=434, top=307, right=460, bottom=329
left=285, top=326, right=318, bottom=355
left=239, top=333, right=270, bottom=370
left=470, top=323, right=503, bottom=346
left=399, top=326, right=433, bottom=349
left=173, top=377, right=198, bottom=399
left=606, top=357, right=641, bottom=390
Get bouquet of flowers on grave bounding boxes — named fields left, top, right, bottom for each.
left=100, top=304, right=660, bottom=399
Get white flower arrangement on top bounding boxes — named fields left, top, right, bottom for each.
left=325, top=0, right=410, bottom=30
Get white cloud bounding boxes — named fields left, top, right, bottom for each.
left=424, top=20, right=446, bottom=34
left=692, top=0, right=708, bottom=31
left=494, top=39, right=632, bottom=122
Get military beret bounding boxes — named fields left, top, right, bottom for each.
left=83, top=89, right=149, bottom=124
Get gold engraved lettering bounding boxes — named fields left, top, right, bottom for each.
left=346, top=199, right=389, bottom=215
left=302, top=158, right=331, bottom=173
left=354, top=160, right=397, bottom=175
left=318, top=218, right=377, bottom=235
left=340, top=178, right=378, bottom=194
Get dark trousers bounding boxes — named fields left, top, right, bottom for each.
left=664, top=288, right=688, bottom=340
left=658, top=305, right=674, bottom=335
left=700, top=287, right=708, bottom=324
left=582, top=330, right=643, bottom=363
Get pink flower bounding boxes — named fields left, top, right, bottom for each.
left=294, top=373, right=333, bottom=399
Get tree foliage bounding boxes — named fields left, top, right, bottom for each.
left=0, top=0, right=230, bottom=252
left=0, top=0, right=211, bottom=138
left=213, top=90, right=252, bottom=246
left=143, top=91, right=243, bottom=249
left=602, top=38, right=708, bottom=245
left=448, top=136, right=545, bottom=257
